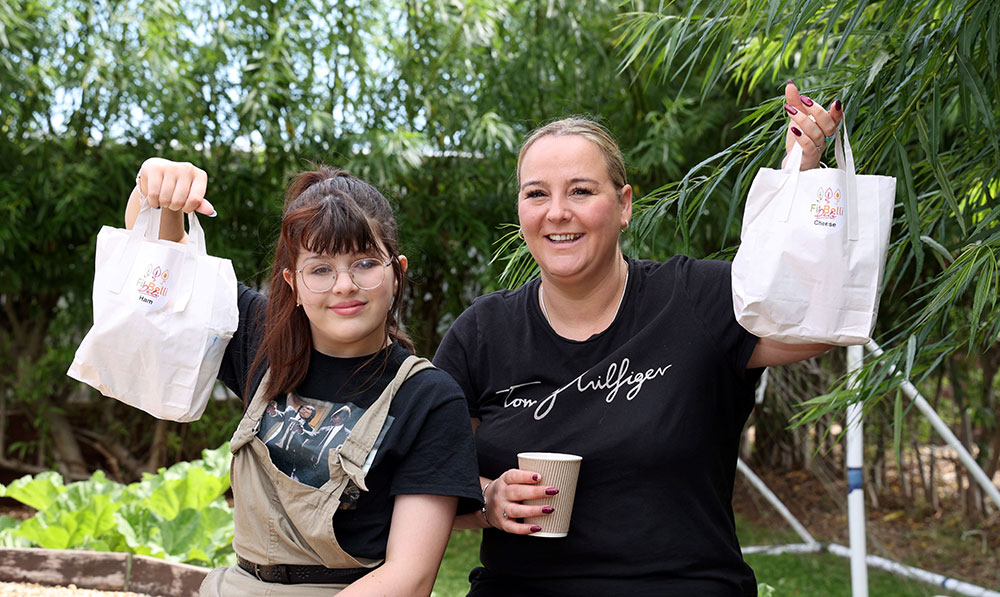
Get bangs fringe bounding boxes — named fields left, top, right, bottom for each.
left=284, top=192, right=382, bottom=259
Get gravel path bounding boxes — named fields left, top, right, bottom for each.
left=0, top=583, right=154, bottom=596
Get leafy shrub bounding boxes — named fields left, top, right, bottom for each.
left=0, top=444, right=233, bottom=568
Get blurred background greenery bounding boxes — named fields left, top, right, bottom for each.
left=1, top=0, right=998, bottom=590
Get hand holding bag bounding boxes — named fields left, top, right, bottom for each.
left=67, top=201, right=239, bottom=421
left=732, top=124, right=895, bottom=345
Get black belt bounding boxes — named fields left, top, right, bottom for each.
left=237, top=555, right=372, bottom=584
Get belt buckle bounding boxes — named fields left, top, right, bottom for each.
left=253, top=563, right=264, bottom=582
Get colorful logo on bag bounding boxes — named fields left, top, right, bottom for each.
left=809, top=185, right=844, bottom=229
left=136, top=264, right=170, bottom=305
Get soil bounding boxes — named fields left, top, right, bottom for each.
left=732, top=466, right=1000, bottom=589
left=0, top=583, right=152, bottom=597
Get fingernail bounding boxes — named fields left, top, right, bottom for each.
left=530, top=525, right=542, bottom=533
left=208, top=210, right=218, bottom=218
left=834, top=99, right=843, bottom=111
left=791, top=127, right=802, bottom=137
left=545, top=487, right=559, bottom=496
left=542, top=506, right=555, bottom=514
left=784, top=105, right=798, bottom=116
left=785, top=79, right=795, bottom=86
left=800, top=95, right=814, bottom=107
left=532, top=474, right=540, bottom=481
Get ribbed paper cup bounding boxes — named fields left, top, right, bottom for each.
left=517, top=452, right=582, bottom=538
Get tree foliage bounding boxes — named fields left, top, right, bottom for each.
left=617, top=0, right=999, bottom=404
left=1, top=0, right=705, bottom=477
left=616, top=0, right=1000, bottom=520
left=3, top=0, right=997, bottom=532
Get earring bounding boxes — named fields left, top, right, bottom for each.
left=621, top=220, right=630, bottom=234
left=517, top=228, right=525, bottom=240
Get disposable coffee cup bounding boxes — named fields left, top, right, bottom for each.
left=517, top=452, right=582, bottom=538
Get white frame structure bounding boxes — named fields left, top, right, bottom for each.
left=739, top=340, right=1000, bottom=597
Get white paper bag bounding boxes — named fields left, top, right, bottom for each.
left=732, top=125, right=895, bottom=345
left=68, top=202, right=239, bottom=421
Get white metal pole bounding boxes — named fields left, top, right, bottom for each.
left=846, top=344, right=868, bottom=597
left=736, top=458, right=818, bottom=546
left=825, top=543, right=1000, bottom=597
left=865, top=340, right=1000, bottom=510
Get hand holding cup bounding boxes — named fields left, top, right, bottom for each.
left=485, top=467, right=560, bottom=535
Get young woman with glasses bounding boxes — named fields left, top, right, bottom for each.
left=125, top=159, right=483, bottom=596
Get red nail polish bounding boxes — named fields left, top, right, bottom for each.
left=800, top=95, right=814, bottom=107
left=791, top=127, right=802, bottom=137
left=784, top=105, right=798, bottom=116
left=545, top=487, right=559, bottom=496
left=530, top=525, right=542, bottom=532
left=542, top=506, right=555, bottom=513
left=785, top=79, right=795, bottom=86
left=532, top=474, right=540, bottom=481
left=834, top=99, right=843, bottom=111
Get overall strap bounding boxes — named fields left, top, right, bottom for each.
left=333, top=355, right=434, bottom=491
left=230, top=370, right=274, bottom=453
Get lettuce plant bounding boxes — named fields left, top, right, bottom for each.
left=0, top=443, right=234, bottom=567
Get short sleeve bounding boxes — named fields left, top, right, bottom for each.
left=433, top=306, right=482, bottom=418
left=388, top=372, right=484, bottom=515
left=217, top=282, right=267, bottom=402
left=678, top=258, right=760, bottom=380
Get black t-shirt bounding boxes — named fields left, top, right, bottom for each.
left=219, top=284, right=483, bottom=560
left=434, top=256, right=761, bottom=597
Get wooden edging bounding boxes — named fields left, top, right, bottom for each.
left=0, top=548, right=210, bottom=596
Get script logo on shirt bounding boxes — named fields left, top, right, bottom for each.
left=496, top=357, right=672, bottom=420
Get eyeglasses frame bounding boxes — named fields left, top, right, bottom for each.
left=295, top=257, right=394, bottom=292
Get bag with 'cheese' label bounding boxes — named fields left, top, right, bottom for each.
left=732, top=124, right=895, bottom=346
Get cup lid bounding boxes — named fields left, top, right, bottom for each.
left=517, top=452, right=582, bottom=461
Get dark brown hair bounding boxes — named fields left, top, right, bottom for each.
left=248, top=166, right=413, bottom=402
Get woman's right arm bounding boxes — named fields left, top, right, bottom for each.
left=452, top=457, right=556, bottom=535
left=127, top=158, right=256, bottom=400
left=125, top=158, right=215, bottom=239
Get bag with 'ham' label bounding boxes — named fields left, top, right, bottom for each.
left=68, top=200, right=238, bottom=421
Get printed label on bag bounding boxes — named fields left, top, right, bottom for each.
left=808, top=185, right=844, bottom=230
left=134, top=263, right=171, bottom=310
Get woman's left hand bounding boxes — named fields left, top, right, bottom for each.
left=782, top=81, right=844, bottom=171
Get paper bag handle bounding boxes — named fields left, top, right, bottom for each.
left=105, top=199, right=208, bottom=313
left=776, top=124, right=860, bottom=241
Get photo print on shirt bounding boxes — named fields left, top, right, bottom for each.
left=258, top=393, right=394, bottom=488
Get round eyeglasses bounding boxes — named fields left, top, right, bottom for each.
left=296, top=258, right=393, bottom=292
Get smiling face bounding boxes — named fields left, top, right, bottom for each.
left=517, top=134, right=632, bottom=286
left=283, top=247, right=407, bottom=358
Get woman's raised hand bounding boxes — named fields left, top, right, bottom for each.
left=485, top=469, right=558, bottom=535
left=136, top=157, right=215, bottom=216
left=782, top=81, right=844, bottom=171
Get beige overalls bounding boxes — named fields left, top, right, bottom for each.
left=200, top=355, right=433, bottom=596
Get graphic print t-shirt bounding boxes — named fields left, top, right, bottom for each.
left=256, top=376, right=394, bottom=489
left=434, top=256, right=761, bottom=596
left=218, top=284, right=483, bottom=558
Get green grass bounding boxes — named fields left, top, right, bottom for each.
left=431, top=518, right=968, bottom=597
left=432, top=530, right=481, bottom=597
left=747, top=552, right=964, bottom=597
